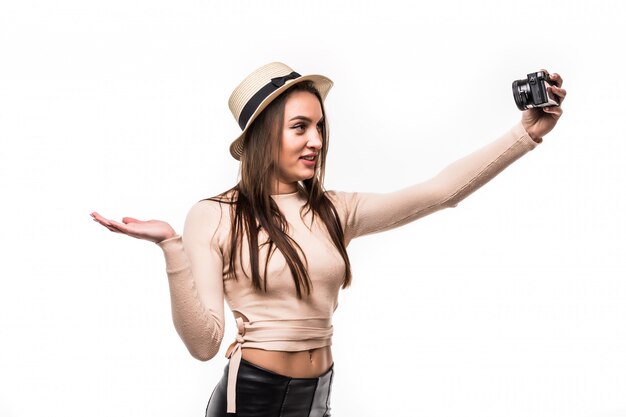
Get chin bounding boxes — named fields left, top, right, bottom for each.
left=283, top=166, right=316, bottom=183
left=300, top=171, right=316, bottom=181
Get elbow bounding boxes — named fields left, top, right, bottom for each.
left=190, top=347, right=219, bottom=362
left=435, top=188, right=464, bottom=210
left=176, top=321, right=225, bottom=362
left=442, top=199, right=459, bottom=209
left=186, top=332, right=223, bottom=362
left=421, top=176, right=474, bottom=211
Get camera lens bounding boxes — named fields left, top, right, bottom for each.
left=512, top=79, right=531, bottom=110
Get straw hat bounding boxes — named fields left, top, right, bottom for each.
left=227, top=62, right=334, bottom=160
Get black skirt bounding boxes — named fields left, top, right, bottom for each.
left=205, top=358, right=334, bottom=417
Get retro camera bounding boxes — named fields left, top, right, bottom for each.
left=512, top=70, right=560, bottom=111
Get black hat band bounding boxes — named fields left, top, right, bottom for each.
left=237, top=71, right=301, bottom=130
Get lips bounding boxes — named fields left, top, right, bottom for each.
left=299, top=153, right=317, bottom=161
left=299, top=155, right=317, bottom=168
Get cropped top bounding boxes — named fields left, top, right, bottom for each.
left=156, top=122, right=539, bottom=413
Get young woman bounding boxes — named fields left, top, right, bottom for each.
left=91, top=62, right=566, bottom=417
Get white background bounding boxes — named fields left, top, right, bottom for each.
left=1, top=0, right=625, bottom=416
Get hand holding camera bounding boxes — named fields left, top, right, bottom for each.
left=513, top=69, right=567, bottom=142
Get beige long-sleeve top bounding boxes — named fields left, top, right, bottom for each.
left=157, top=122, right=539, bottom=412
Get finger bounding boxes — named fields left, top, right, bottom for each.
left=543, top=106, right=563, bottom=116
left=91, top=213, right=131, bottom=236
left=108, top=218, right=130, bottom=231
left=550, top=86, right=567, bottom=99
left=92, top=216, right=112, bottom=227
left=122, top=217, right=142, bottom=224
left=538, top=68, right=563, bottom=88
left=91, top=212, right=127, bottom=230
left=94, top=219, right=121, bottom=233
left=92, top=217, right=118, bottom=231
left=91, top=212, right=112, bottom=224
left=92, top=214, right=125, bottom=231
left=105, top=225, right=122, bottom=233
left=549, top=72, right=563, bottom=88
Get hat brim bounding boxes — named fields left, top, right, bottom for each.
left=229, top=74, right=333, bottom=161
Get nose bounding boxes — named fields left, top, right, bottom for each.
left=307, top=128, right=323, bottom=150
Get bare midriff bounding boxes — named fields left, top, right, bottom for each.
left=233, top=310, right=333, bottom=378
left=241, top=346, right=333, bottom=378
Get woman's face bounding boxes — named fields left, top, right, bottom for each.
left=274, top=90, right=324, bottom=194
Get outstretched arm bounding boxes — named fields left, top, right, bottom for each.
left=156, top=201, right=226, bottom=361
left=328, top=70, right=566, bottom=243
left=329, top=122, right=538, bottom=242
left=91, top=204, right=226, bottom=361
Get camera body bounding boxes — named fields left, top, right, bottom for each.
left=512, top=70, right=560, bottom=111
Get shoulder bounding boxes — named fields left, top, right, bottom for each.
left=325, top=189, right=357, bottom=207
left=324, top=189, right=359, bottom=217
left=185, top=191, right=236, bottom=233
left=187, top=199, right=225, bottom=219
left=324, top=189, right=346, bottom=203
left=193, top=189, right=237, bottom=214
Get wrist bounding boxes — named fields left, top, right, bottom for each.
left=528, top=131, right=543, bottom=143
left=156, top=233, right=181, bottom=245
left=157, top=235, right=189, bottom=274
left=520, top=122, right=543, bottom=144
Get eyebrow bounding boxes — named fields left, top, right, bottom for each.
left=288, top=115, right=324, bottom=123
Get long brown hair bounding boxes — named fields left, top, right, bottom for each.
left=204, top=81, right=352, bottom=298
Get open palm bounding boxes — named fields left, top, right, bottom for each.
left=90, top=212, right=176, bottom=244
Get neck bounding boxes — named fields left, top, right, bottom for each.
left=272, top=180, right=298, bottom=195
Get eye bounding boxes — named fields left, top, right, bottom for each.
left=316, top=122, right=324, bottom=131
left=292, top=123, right=305, bottom=132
